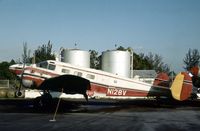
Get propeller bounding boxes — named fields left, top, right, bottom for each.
left=16, top=62, right=26, bottom=97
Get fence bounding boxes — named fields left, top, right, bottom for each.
left=0, top=80, right=9, bottom=88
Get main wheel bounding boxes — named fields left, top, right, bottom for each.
left=33, top=93, right=53, bottom=111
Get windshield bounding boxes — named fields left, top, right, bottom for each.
left=36, top=62, right=48, bottom=69
left=36, top=61, right=56, bottom=71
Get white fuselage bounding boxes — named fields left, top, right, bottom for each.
left=12, top=60, right=159, bottom=99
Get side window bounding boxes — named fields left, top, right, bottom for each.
left=48, top=64, right=56, bottom=70
left=62, top=69, right=70, bottom=74
left=74, top=71, right=83, bottom=77
left=86, top=74, right=95, bottom=79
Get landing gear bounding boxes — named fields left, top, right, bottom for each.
left=33, top=91, right=53, bottom=110
left=190, top=93, right=198, bottom=100
left=15, top=90, right=25, bottom=98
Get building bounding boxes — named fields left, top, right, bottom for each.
left=131, top=70, right=157, bottom=84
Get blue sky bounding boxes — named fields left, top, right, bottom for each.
left=0, top=0, right=200, bottom=72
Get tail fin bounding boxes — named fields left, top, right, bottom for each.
left=170, top=72, right=192, bottom=101
left=190, top=66, right=199, bottom=77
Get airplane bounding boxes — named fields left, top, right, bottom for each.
left=9, top=60, right=200, bottom=107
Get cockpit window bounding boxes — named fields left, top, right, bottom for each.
left=36, top=62, right=48, bottom=69
left=36, top=62, right=55, bottom=70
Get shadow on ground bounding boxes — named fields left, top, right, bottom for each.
left=0, top=98, right=200, bottom=114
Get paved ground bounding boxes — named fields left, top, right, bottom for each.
left=1, top=99, right=200, bottom=131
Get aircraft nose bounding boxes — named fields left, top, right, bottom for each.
left=9, top=65, right=16, bottom=72
left=9, top=64, right=23, bottom=75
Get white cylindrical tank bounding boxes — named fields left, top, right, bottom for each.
left=101, top=50, right=131, bottom=78
left=61, top=49, right=90, bottom=68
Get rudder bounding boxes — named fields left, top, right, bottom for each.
left=170, top=72, right=192, bottom=101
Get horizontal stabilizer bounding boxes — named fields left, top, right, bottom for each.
left=153, top=72, right=170, bottom=87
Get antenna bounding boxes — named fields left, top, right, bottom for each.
left=75, top=43, right=77, bottom=49
left=32, top=53, right=35, bottom=64
left=115, top=44, right=117, bottom=48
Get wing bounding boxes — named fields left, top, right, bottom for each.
left=39, top=74, right=91, bottom=94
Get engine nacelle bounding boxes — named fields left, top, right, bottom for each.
left=22, top=79, right=34, bottom=88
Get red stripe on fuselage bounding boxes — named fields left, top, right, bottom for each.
left=90, top=83, right=148, bottom=97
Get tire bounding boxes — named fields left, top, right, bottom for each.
left=33, top=94, right=53, bottom=111
left=15, top=90, right=25, bottom=98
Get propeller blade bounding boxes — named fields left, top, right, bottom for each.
left=17, top=63, right=26, bottom=96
